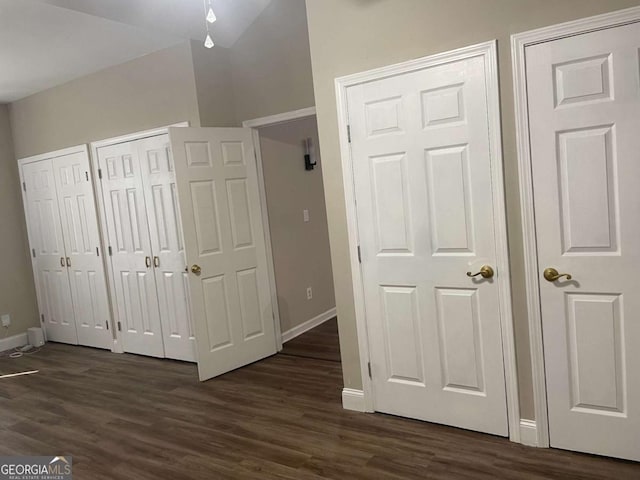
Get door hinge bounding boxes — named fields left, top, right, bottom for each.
left=85, top=171, right=89, bottom=181
left=117, top=321, right=122, bottom=332
left=40, top=314, right=45, bottom=324
left=98, top=168, right=103, bottom=180
left=108, top=246, right=113, bottom=256
left=22, top=181, right=26, bottom=192
left=367, top=362, right=372, bottom=379
left=96, top=247, right=100, bottom=256
left=32, top=248, right=36, bottom=258
left=357, top=245, right=362, bottom=264
left=347, top=125, right=352, bottom=143
left=106, top=321, right=109, bottom=331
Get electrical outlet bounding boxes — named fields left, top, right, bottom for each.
left=306, top=287, right=313, bottom=300
left=303, top=209, right=310, bottom=223
left=1, top=314, right=10, bottom=328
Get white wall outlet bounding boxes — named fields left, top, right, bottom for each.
left=303, top=209, right=310, bottom=223
left=306, top=287, right=313, bottom=300
left=1, top=314, right=10, bottom=328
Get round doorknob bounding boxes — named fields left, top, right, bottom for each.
left=543, top=268, right=572, bottom=282
left=191, top=264, right=202, bottom=275
left=466, top=265, right=494, bottom=279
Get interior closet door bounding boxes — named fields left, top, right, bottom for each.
left=21, top=159, right=78, bottom=345
left=347, top=51, right=508, bottom=435
left=97, top=142, right=165, bottom=358
left=526, top=21, right=640, bottom=461
left=137, top=135, right=196, bottom=362
left=53, top=150, right=112, bottom=349
left=169, top=127, right=277, bottom=381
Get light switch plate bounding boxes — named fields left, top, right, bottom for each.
left=1, top=314, right=10, bottom=327
left=303, top=209, right=310, bottom=223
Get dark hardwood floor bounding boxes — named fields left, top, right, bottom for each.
left=0, top=323, right=638, bottom=479
left=280, top=317, right=341, bottom=362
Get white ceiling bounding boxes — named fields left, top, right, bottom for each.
left=0, top=0, right=271, bottom=102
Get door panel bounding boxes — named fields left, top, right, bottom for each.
left=137, top=135, right=196, bottom=362
left=21, top=160, right=78, bottom=344
left=349, top=54, right=508, bottom=435
left=169, top=127, right=276, bottom=381
left=97, top=142, right=164, bottom=358
left=526, top=22, right=640, bottom=461
left=53, top=151, right=112, bottom=349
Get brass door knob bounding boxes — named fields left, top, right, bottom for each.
left=467, top=265, right=494, bottom=279
left=145, top=256, right=151, bottom=268
left=543, top=268, right=572, bottom=282
left=191, top=264, right=202, bottom=275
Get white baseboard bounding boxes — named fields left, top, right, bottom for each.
left=519, top=419, right=539, bottom=447
left=0, top=332, right=28, bottom=352
left=342, top=388, right=365, bottom=412
left=281, top=307, right=336, bottom=343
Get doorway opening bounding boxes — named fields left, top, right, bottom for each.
left=244, top=109, right=339, bottom=365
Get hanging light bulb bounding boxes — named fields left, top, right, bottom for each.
left=206, top=7, right=217, bottom=23
left=204, top=34, right=215, bottom=49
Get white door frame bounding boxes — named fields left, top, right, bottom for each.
left=18, top=145, right=93, bottom=344
left=512, top=5, right=640, bottom=449
left=335, top=41, right=521, bottom=442
left=89, top=123, right=189, bottom=353
left=242, top=106, right=317, bottom=350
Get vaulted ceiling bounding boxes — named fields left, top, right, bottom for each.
left=0, top=0, right=271, bottom=102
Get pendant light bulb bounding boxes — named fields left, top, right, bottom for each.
left=204, top=34, right=214, bottom=48
left=206, top=7, right=217, bottom=23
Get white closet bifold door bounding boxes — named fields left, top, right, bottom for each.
left=53, top=151, right=112, bottom=349
left=97, top=141, right=165, bottom=358
left=137, top=135, right=195, bottom=362
left=21, top=159, right=79, bottom=345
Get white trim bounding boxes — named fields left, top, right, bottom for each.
left=242, top=107, right=317, bottom=128
left=18, top=144, right=88, bottom=165
left=89, top=122, right=189, bottom=353
left=0, top=332, right=28, bottom=352
left=90, top=122, right=190, bottom=150
left=511, top=5, right=640, bottom=449
left=342, top=388, right=366, bottom=412
left=335, top=41, right=519, bottom=431
left=519, top=420, right=539, bottom=447
left=281, top=307, right=337, bottom=344
left=250, top=129, right=283, bottom=351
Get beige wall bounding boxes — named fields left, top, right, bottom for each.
left=0, top=104, right=39, bottom=338
left=190, top=41, right=237, bottom=127
left=305, top=0, right=640, bottom=420
left=228, top=0, right=315, bottom=123
left=259, top=116, right=335, bottom=334
left=9, top=41, right=200, bottom=159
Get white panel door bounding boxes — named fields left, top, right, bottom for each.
left=96, top=142, right=165, bottom=358
left=526, top=22, right=640, bottom=461
left=349, top=54, right=508, bottom=434
left=137, top=135, right=196, bottom=362
left=169, top=127, right=276, bottom=381
left=21, top=160, right=78, bottom=345
left=53, top=151, right=112, bottom=350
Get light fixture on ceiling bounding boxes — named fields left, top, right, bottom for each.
left=203, top=0, right=216, bottom=48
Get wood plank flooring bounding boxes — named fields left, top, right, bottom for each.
left=280, top=318, right=341, bottom=362
left=0, top=327, right=638, bottom=479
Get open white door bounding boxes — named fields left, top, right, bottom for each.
left=169, top=127, right=277, bottom=381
